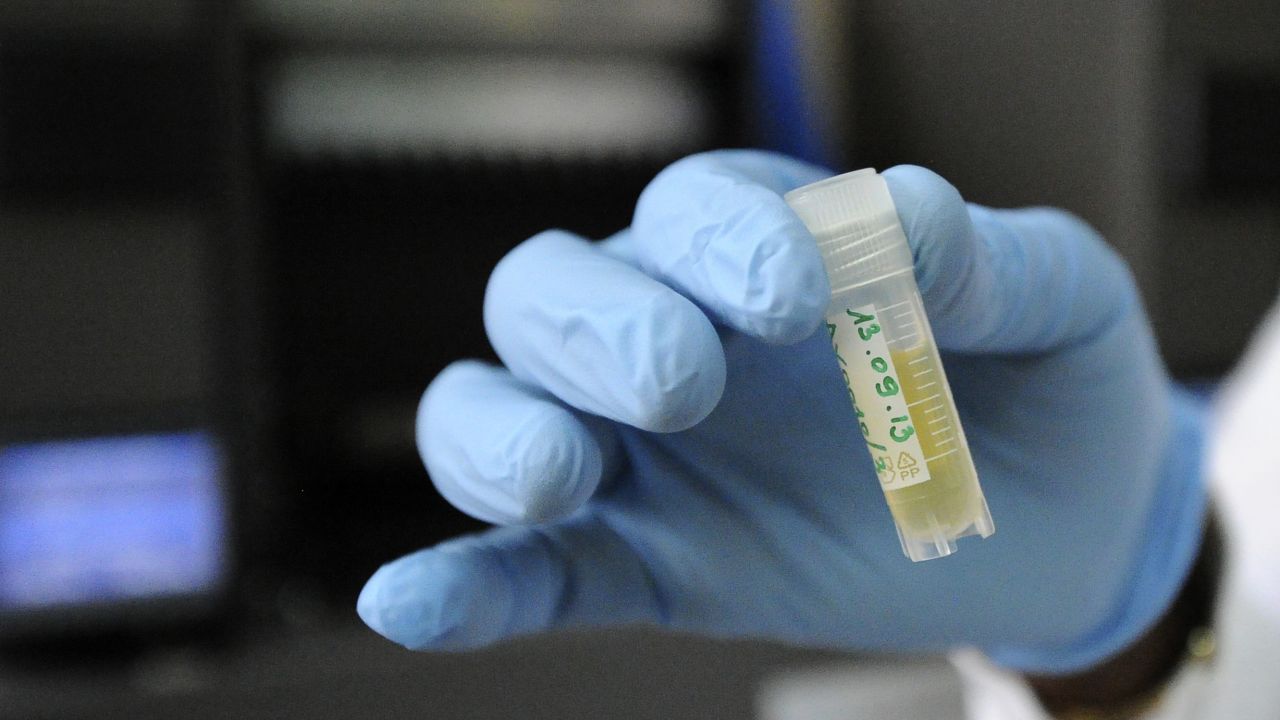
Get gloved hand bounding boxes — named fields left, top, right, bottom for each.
left=357, top=150, right=1205, bottom=673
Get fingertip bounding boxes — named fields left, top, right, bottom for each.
left=357, top=547, right=512, bottom=651
left=880, top=165, right=971, bottom=260
left=693, top=189, right=830, bottom=345
left=484, top=231, right=726, bottom=434
left=879, top=165, right=983, bottom=340
left=880, top=164, right=963, bottom=206
left=734, top=230, right=830, bottom=344
left=355, top=572, right=381, bottom=630
left=625, top=290, right=727, bottom=432
left=508, top=410, right=603, bottom=522
left=632, top=151, right=831, bottom=345
left=419, top=361, right=606, bottom=524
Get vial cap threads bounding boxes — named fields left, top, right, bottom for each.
left=784, top=169, right=915, bottom=297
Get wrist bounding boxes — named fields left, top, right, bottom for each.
left=984, top=387, right=1208, bottom=673
left=1023, top=508, right=1222, bottom=717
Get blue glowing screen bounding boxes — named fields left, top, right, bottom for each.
left=0, top=432, right=226, bottom=610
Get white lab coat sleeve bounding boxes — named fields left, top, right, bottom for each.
left=953, top=300, right=1280, bottom=720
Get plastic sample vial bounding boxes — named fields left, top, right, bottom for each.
left=785, top=169, right=994, bottom=561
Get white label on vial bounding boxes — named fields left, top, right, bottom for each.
left=828, top=303, right=931, bottom=490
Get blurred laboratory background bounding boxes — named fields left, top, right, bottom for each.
left=0, top=1, right=1277, bottom=718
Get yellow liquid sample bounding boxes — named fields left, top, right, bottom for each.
left=880, top=344, right=988, bottom=541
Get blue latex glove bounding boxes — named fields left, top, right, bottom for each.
left=357, top=150, right=1204, bottom=673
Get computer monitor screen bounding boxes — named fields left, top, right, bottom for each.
left=0, top=431, right=226, bottom=611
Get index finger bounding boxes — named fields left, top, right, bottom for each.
left=630, top=150, right=833, bottom=345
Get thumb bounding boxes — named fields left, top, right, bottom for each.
left=357, top=516, right=663, bottom=650
left=882, top=165, right=1138, bottom=355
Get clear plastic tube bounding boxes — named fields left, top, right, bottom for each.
left=785, top=169, right=994, bottom=561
